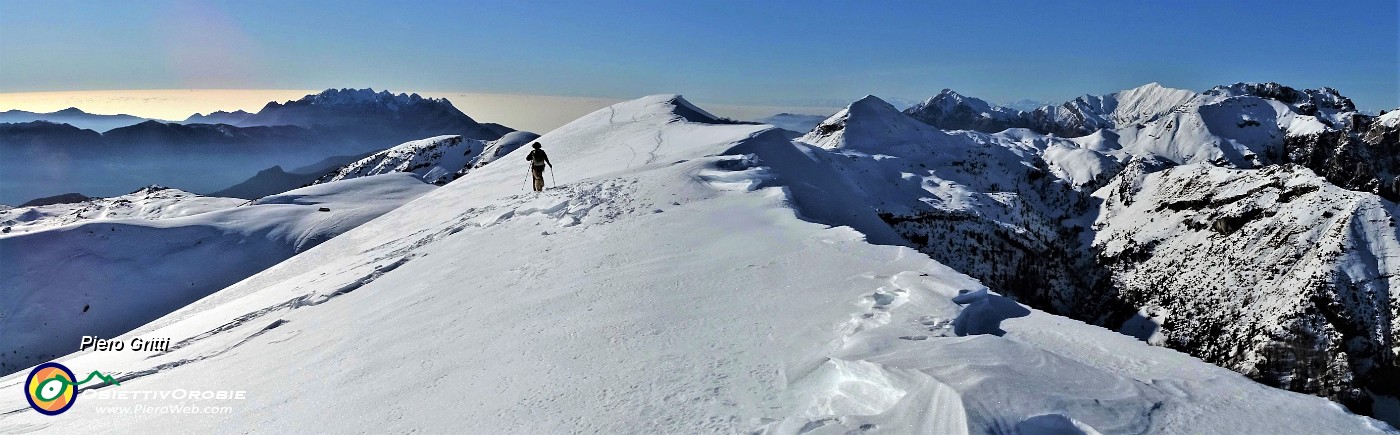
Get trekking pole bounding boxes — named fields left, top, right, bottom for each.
left=524, top=167, right=529, bottom=191
left=549, top=166, right=556, bottom=188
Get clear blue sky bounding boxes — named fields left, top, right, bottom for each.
left=2, top=0, right=1397, bottom=110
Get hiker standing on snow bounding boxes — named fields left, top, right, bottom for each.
left=526, top=142, right=552, bottom=192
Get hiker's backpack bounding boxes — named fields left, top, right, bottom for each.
left=527, top=150, right=547, bottom=167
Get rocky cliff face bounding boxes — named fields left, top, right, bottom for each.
left=1281, top=114, right=1400, bottom=202
left=1094, top=163, right=1398, bottom=414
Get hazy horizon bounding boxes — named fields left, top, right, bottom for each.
left=0, top=89, right=842, bottom=133
left=4, top=79, right=1395, bottom=137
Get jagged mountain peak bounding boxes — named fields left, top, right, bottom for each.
left=182, top=109, right=255, bottom=125
left=195, top=109, right=251, bottom=117
left=1204, top=82, right=1357, bottom=113
left=258, top=88, right=455, bottom=114
left=230, top=87, right=507, bottom=141
left=903, top=89, right=1023, bottom=133
left=128, top=184, right=172, bottom=194
left=295, top=87, right=444, bottom=107
left=913, top=88, right=1009, bottom=114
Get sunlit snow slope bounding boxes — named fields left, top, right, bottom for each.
left=0, top=174, right=435, bottom=376
left=0, top=96, right=1391, bottom=433
left=0, top=186, right=244, bottom=235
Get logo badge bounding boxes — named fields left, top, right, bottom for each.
left=22, top=362, right=119, bottom=415
left=25, top=362, right=78, bottom=415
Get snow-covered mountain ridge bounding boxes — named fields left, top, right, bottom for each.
left=904, top=82, right=1400, bottom=203
left=905, top=82, right=1352, bottom=138
left=806, top=88, right=1398, bottom=423
left=801, top=95, right=1113, bottom=325
left=312, top=131, right=540, bottom=185
left=0, top=186, right=244, bottom=236
left=0, top=95, right=1389, bottom=433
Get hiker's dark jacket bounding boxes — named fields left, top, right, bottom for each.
left=526, top=149, right=551, bottom=167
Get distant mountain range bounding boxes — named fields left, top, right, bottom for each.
left=2, top=88, right=512, bottom=154
left=184, top=109, right=254, bottom=125
left=904, top=82, right=1356, bottom=139
left=0, top=107, right=153, bottom=132
left=186, top=88, right=514, bottom=140
left=0, top=88, right=524, bottom=204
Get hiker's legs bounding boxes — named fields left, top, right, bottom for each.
left=532, top=167, right=545, bottom=191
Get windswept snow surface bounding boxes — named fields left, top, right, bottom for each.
left=0, top=174, right=435, bottom=377
left=0, top=96, right=1391, bottom=433
left=0, top=186, right=244, bottom=235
